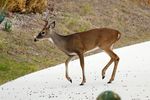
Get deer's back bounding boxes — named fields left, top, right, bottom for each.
left=64, top=28, right=120, bottom=53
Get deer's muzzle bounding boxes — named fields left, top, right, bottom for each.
left=34, top=38, right=38, bottom=42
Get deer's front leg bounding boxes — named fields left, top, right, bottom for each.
left=78, top=53, right=86, bottom=85
left=65, top=56, right=74, bottom=83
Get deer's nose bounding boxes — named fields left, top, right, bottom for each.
left=34, top=38, right=38, bottom=42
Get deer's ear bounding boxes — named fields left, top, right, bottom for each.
left=50, top=21, right=55, bottom=28
left=47, top=21, right=55, bottom=29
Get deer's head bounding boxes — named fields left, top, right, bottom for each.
left=34, top=20, right=55, bottom=42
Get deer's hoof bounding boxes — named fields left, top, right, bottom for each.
left=66, top=77, right=72, bottom=83
left=107, top=81, right=112, bottom=84
left=107, top=78, right=114, bottom=84
left=102, top=76, right=105, bottom=79
left=79, top=81, right=86, bottom=86
left=79, top=83, right=84, bottom=86
left=69, top=79, right=72, bottom=83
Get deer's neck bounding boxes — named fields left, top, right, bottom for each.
left=49, top=32, right=66, bottom=50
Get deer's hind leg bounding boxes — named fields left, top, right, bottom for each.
left=103, top=48, right=120, bottom=83
left=100, top=43, right=119, bottom=83
left=102, top=58, right=113, bottom=79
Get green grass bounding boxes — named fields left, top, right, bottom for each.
left=60, top=13, right=92, bottom=33
left=80, top=3, right=93, bottom=15
left=0, top=30, right=67, bottom=85
left=0, top=54, right=37, bottom=84
left=76, top=20, right=91, bottom=32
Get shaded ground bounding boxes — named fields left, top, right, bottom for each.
left=0, top=0, right=150, bottom=84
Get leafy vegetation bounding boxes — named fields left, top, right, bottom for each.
left=0, top=0, right=47, bottom=13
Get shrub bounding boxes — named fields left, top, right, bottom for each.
left=0, top=0, right=48, bottom=13
left=26, top=0, right=48, bottom=13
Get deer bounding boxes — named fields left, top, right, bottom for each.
left=34, top=20, right=121, bottom=85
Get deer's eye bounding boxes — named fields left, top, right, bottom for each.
left=41, top=32, right=45, bottom=35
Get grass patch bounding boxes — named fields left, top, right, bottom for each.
left=0, top=54, right=37, bottom=84
left=61, top=13, right=92, bottom=33
left=80, top=3, right=93, bottom=15
left=0, top=29, right=67, bottom=85
left=76, top=20, right=91, bottom=32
